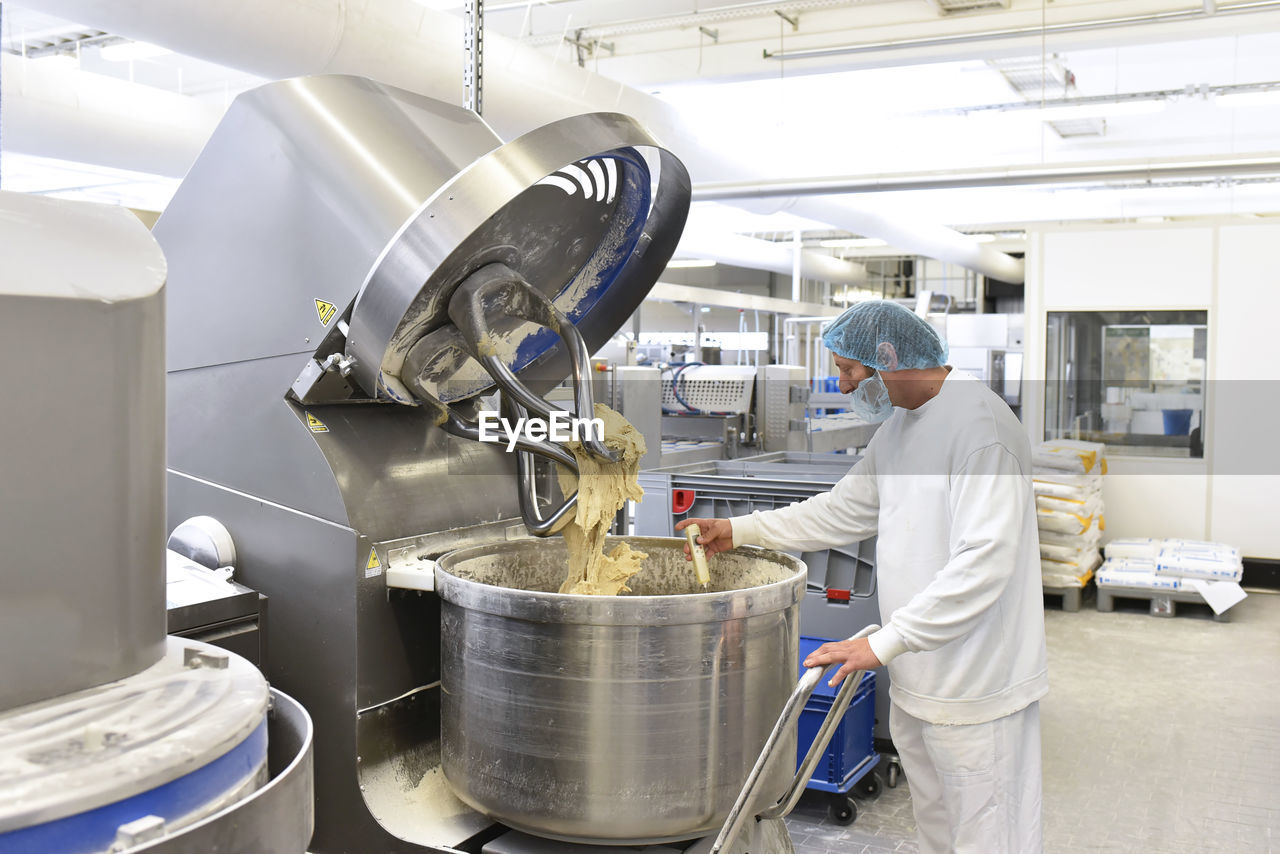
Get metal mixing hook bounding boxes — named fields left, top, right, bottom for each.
left=448, top=262, right=620, bottom=464
left=505, top=396, right=579, bottom=537
left=402, top=338, right=581, bottom=537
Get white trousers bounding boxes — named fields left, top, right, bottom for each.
left=889, top=701, right=1043, bottom=854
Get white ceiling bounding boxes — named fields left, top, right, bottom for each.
left=2, top=0, right=1279, bottom=242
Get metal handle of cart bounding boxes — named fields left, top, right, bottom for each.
left=709, top=623, right=881, bottom=854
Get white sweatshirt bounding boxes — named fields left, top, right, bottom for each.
left=732, top=370, right=1048, bottom=725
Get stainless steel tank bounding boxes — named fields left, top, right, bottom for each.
left=435, top=537, right=805, bottom=845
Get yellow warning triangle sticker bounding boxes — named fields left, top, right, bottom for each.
left=315, top=299, right=337, bottom=326
left=306, top=413, right=329, bottom=433
left=366, top=548, right=381, bottom=571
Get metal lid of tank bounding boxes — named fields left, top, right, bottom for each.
left=346, top=110, right=689, bottom=406
left=0, top=637, right=269, bottom=835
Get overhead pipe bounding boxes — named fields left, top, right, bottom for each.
left=0, top=54, right=867, bottom=284
left=17, top=0, right=1026, bottom=282
left=676, top=228, right=867, bottom=286
left=763, top=0, right=1280, bottom=61
left=748, top=195, right=1026, bottom=283
left=19, top=0, right=683, bottom=147
left=693, top=155, right=1280, bottom=199
left=647, top=282, right=841, bottom=318
left=516, top=0, right=852, bottom=46
left=0, top=53, right=220, bottom=178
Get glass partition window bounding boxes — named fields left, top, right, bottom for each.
left=1045, top=311, right=1207, bottom=457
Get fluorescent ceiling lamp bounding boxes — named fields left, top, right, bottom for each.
left=968, top=100, right=1166, bottom=123
left=1027, top=100, right=1166, bottom=122
left=101, top=41, right=173, bottom=62
left=967, top=233, right=997, bottom=243
left=818, top=237, right=888, bottom=248
left=667, top=259, right=717, bottom=268
left=1215, top=90, right=1280, bottom=108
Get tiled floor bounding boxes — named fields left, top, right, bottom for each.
left=784, top=588, right=1280, bottom=853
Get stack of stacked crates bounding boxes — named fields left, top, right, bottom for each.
left=1098, top=539, right=1244, bottom=590
left=1033, top=439, right=1107, bottom=591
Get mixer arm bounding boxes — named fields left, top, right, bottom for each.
left=448, top=263, right=619, bottom=463
left=708, top=623, right=882, bottom=854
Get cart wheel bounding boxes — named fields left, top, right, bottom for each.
left=828, top=796, right=857, bottom=826
left=887, top=761, right=900, bottom=788
left=854, top=770, right=882, bottom=798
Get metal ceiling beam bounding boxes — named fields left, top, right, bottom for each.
left=692, top=155, right=1280, bottom=200
left=762, top=0, right=1280, bottom=60
left=947, top=81, right=1280, bottom=115
left=519, top=0, right=843, bottom=46
left=648, top=281, right=842, bottom=317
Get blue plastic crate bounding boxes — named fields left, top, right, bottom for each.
left=796, top=635, right=879, bottom=795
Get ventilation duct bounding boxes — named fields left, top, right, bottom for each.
left=17, top=0, right=1026, bottom=282
left=0, top=53, right=220, bottom=178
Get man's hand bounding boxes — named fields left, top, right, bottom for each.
left=803, top=636, right=883, bottom=688
left=674, top=517, right=734, bottom=558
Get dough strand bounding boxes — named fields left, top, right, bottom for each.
left=556, top=404, right=647, bottom=595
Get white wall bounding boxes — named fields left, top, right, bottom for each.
left=1026, top=219, right=1280, bottom=559
left=1207, top=225, right=1280, bottom=557
left=1102, top=459, right=1210, bottom=543
left=1040, top=227, right=1215, bottom=309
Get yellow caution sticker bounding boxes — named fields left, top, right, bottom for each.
left=315, top=299, right=337, bottom=326
left=306, top=413, right=329, bottom=433
left=365, top=547, right=382, bottom=578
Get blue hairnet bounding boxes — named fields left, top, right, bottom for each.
left=821, top=300, right=948, bottom=371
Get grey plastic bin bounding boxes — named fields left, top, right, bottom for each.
left=633, top=451, right=893, bottom=745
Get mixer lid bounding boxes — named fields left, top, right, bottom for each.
left=344, top=112, right=689, bottom=405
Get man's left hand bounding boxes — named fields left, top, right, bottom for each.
left=802, top=637, right=882, bottom=688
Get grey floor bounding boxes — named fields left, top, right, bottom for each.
left=784, top=588, right=1280, bottom=853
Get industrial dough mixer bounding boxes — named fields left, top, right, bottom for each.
left=154, top=72, right=693, bottom=852
left=155, top=74, right=862, bottom=854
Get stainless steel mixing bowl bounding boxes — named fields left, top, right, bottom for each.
left=434, top=536, right=806, bottom=844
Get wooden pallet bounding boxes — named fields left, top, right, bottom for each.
left=1095, top=583, right=1229, bottom=622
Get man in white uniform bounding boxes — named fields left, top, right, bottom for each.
left=678, top=300, right=1047, bottom=854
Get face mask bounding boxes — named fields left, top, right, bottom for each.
left=849, top=370, right=894, bottom=423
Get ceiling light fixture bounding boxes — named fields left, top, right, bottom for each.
left=666, top=259, right=717, bottom=268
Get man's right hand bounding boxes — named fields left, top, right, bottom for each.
left=674, top=517, right=734, bottom=558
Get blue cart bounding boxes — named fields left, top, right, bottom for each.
left=796, top=635, right=882, bottom=825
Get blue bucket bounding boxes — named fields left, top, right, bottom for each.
left=1162, top=409, right=1193, bottom=435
